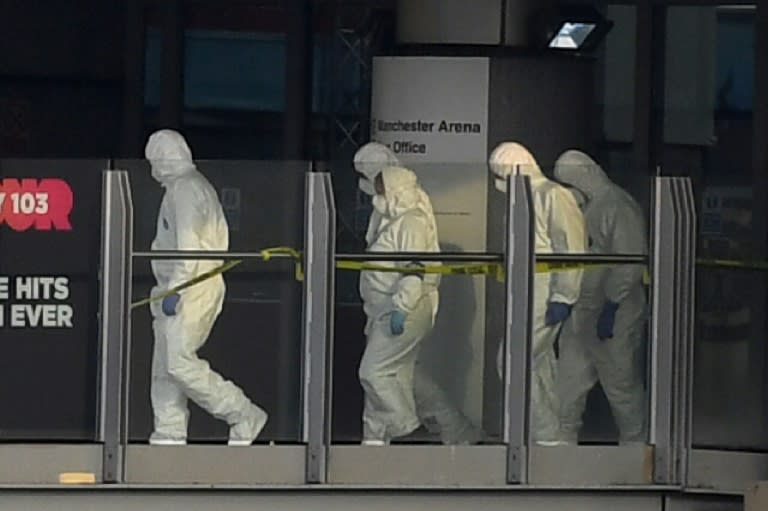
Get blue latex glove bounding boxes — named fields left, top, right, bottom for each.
left=545, top=302, right=571, bottom=326
left=390, top=310, right=407, bottom=336
left=597, top=301, right=620, bottom=340
left=162, top=293, right=181, bottom=317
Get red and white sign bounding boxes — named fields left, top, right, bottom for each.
left=0, top=178, right=73, bottom=231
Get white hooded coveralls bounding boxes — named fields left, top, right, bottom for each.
left=354, top=159, right=479, bottom=443
left=146, top=129, right=266, bottom=443
left=554, top=150, right=647, bottom=443
left=489, top=142, right=586, bottom=443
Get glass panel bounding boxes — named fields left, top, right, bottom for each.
left=662, top=5, right=765, bottom=451
left=0, top=159, right=104, bottom=440
left=115, top=158, right=306, bottom=444
left=332, top=162, right=503, bottom=444
left=183, top=30, right=287, bottom=112
left=694, top=233, right=765, bottom=449
left=529, top=161, right=651, bottom=447
left=601, top=4, right=637, bottom=145
left=598, top=3, right=644, bottom=234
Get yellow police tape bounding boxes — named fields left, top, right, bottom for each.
left=696, top=258, right=768, bottom=271
left=129, top=247, right=302, bottom=310
left=337, top=260, right=653, bottom=283
left=130, top=248, right=767, bottom=310
left=335, top=261, right=508, bottom=280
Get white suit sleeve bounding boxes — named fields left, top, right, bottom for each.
left=547, top=188, right=586, bottom=304
left=166, top=184, right=205, bottom=291
left=391, top=214, right=430, bottom=313
left=604, top=204, right=647, bottom=303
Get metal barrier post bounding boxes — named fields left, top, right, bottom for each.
left=504, top=173, right=534, bottom=484
left=303, top=168, right=336, bottom=484
left=99, top=170, right=133, bottom=483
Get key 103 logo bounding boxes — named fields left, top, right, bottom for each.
left=0, top=179, right=74, bottom=231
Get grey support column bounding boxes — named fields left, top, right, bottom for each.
left=303, top=168, right=336, bottom=483
left=99, top=170, right=134, bottom=483
left=753, top=1, right=768, bottom=457
left=677, top=178, right=697, bottom=486
left=283, top=0, right=313, bottom=159
left=121, top=0, right=146, bottom=157
left=633, top=3, right=666, bottom=174
left=504, top=172, right=534, bottom=484
left=650, top=177, right=677, bottom=485
left=159, top=0, right=184, bottom=129
left=650, top=176, right=696, bottom=486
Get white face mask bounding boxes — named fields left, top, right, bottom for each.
left=494, top=177, right=508, bottom=193
left=358, top=178, right=376, bottom=196
left=372, top=195, right=388, bottom=215
left=568, top=187, right=588, bottom=209
left=150, top=162, right=166, bottom=183
left=151, top=160, right=183, bottom=185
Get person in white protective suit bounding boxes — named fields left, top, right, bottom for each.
left=554, top=149, right=647, bottom=444
left=489, top=142, right=586, bottom=445
left=354, top=142, right=400, bottom=199
left=146, top=129, right=268, bottom=446
left=355, top=149, right=481, bottom=445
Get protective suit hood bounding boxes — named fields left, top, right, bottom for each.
left=380, top=166, right=434, bottom=220
left=354, top=142, right=400, bottom=195
left=145, top=129, right=197, bottom=185
left=554, top=150, right=612, bottom=201
left=488, top=142, right=546, bottom=192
